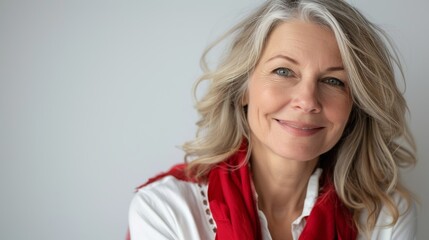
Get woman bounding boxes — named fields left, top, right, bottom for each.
left=128, top=0, right=417, bottom=239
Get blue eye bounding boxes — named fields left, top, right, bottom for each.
left=323, top=78, right=344, bottom=87
left=274, top=67, right=293, bottom=77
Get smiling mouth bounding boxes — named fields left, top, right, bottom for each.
left=275, top=119, right=323, bottom=129
left=274, top=119, right=324, bottom=136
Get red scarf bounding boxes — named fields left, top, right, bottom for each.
left=128, top=147, right=357, bottom=240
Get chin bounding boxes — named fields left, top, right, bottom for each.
left=274, top=148, right=321, bottom=162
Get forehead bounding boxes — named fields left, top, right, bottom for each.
left=261, top=20, right=342, bottom=64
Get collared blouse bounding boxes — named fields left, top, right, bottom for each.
left=128, top=168, right=416, bottom=240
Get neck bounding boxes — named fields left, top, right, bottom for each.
left=250, top=153, right=318, bottom=221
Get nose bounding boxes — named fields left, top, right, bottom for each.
left=290, top=80, right=321, bottom=113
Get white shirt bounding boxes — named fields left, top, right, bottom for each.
left=128, top=169, right=416, bottom=240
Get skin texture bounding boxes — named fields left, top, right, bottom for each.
left=244, top=20, right=353, bottom=240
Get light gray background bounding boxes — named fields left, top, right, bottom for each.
left=0, top=0, right=427, bottom=239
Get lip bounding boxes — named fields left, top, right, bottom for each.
left=274, top=119, right=324, bottom=137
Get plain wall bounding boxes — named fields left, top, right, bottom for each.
left=0, top=0, right=427, bottom=239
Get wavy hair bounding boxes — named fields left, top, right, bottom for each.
left=182, top=0, right=416, bottom=236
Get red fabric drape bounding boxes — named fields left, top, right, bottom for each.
left=207, top=147, right=262, bottom=240
left=128, top=144, right=357, bottom=240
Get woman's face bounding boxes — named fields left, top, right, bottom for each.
left=245, top=20, right=353, bottom=163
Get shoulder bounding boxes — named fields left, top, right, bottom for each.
left=128, top=172, right=214, bottom=240
left=359, top=191, right=417, bottom=240
left=130, top=163, right=202, bottom=216
left=132, top=175, right=203, bottom=211
left=385, top=192, right=417, bottom=239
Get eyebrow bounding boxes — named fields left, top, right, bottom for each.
left=266, top=54, right=345, bottom=72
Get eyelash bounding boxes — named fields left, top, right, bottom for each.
left=274, top=67, right=294, bottom=77
left=322, top=78, right=345, bottom=87
left=273, top=67, right=345, bottom=88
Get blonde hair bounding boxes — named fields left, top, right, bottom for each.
left=182, top=0, right=416, bottom=236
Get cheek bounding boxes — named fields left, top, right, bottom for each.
left=246, top=89, right=278, bottom=132
left=327, top=101, right=353, bottom=129
left=320, top=89, right=352, bottom=122
left=248, top=81, right=288, bottom=111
